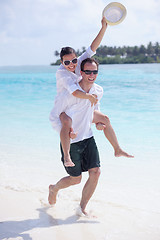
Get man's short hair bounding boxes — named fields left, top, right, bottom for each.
left=60, top=47, right=77, bottom=60
left=81, top=58, right=99, bottom=71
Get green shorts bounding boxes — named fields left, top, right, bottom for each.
left=60, top=136, right=100, bottom=177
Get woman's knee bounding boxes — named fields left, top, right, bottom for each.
left=60, top=112, right=72, bottom=127
left=93, top=111, right=110, bottom=125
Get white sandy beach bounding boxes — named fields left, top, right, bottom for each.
left=1, top=156, right=160, bottom=240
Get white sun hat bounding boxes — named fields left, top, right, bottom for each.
left=102, top=2, right=127, bottom=26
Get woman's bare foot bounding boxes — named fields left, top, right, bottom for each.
left=96, top=122, right=106, bottom=130
left=64, top=156, right=75, bottom=167
left=115, top=148, right=134, bottom=158
left=48, top=185, right=58, bottom=205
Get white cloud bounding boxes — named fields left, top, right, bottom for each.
left=0, top=0, right=159, bottom=65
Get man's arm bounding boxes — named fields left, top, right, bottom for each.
left=90, top=17, right=107, bottom=52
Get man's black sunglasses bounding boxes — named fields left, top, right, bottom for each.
left=82, top=70, right=98, bottom=75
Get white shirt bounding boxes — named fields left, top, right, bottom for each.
left=50, top=83, right=103, bottom=143
left=56, top=46, right=96, bottom=94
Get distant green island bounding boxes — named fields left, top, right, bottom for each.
left=51, top=41, right=160, bottom=65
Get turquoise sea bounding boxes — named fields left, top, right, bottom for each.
left=0, top=64, right=160, bottom=223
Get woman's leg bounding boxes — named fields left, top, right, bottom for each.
left=93, top=110, right=134, bottom=158
left=60, top=112, right=75, bottom=167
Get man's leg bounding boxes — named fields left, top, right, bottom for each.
left=80, top=167, right=100, bottom=215
left=48, top=175, right=82, bottom=205
left=60, top=112, right=75, bottom=167
left=93, top=110, right=134, bottom=158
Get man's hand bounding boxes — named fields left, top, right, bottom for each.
left=88, top=94, right=98, bottom=107
left=69, top=127, right=78, bottom=139
left=96, top=122, right=106, bottom=130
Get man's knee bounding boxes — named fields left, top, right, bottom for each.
left=70, top=175, right=82, bottom=185
left=60, top=112, right=72, bottom=127
left=89, top=167, right=101, bottom=179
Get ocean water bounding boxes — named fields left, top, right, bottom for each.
left=0, top=64, right=160, bottom=236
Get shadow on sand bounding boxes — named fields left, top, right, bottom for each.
left=0, top=207, right=99, bottom=240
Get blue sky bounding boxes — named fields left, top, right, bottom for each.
left=0, top=0, right=159, bottom=66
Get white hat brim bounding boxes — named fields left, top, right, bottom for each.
left=102, top=2, right=127, bottom=26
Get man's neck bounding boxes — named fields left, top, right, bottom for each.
left=79, top=80, right=93, bottom=93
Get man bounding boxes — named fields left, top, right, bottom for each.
left=48, top=58, right=104, bottom=216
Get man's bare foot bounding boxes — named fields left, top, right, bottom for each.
left=76, top=206, right=88, bottom=217
left=115, top=148, right=134, bottom=158
left=48, top=185, right=58, bottom=205
left=76, top=206, right=96, bottom=218
left=64, top=156, right=75, bottom=167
